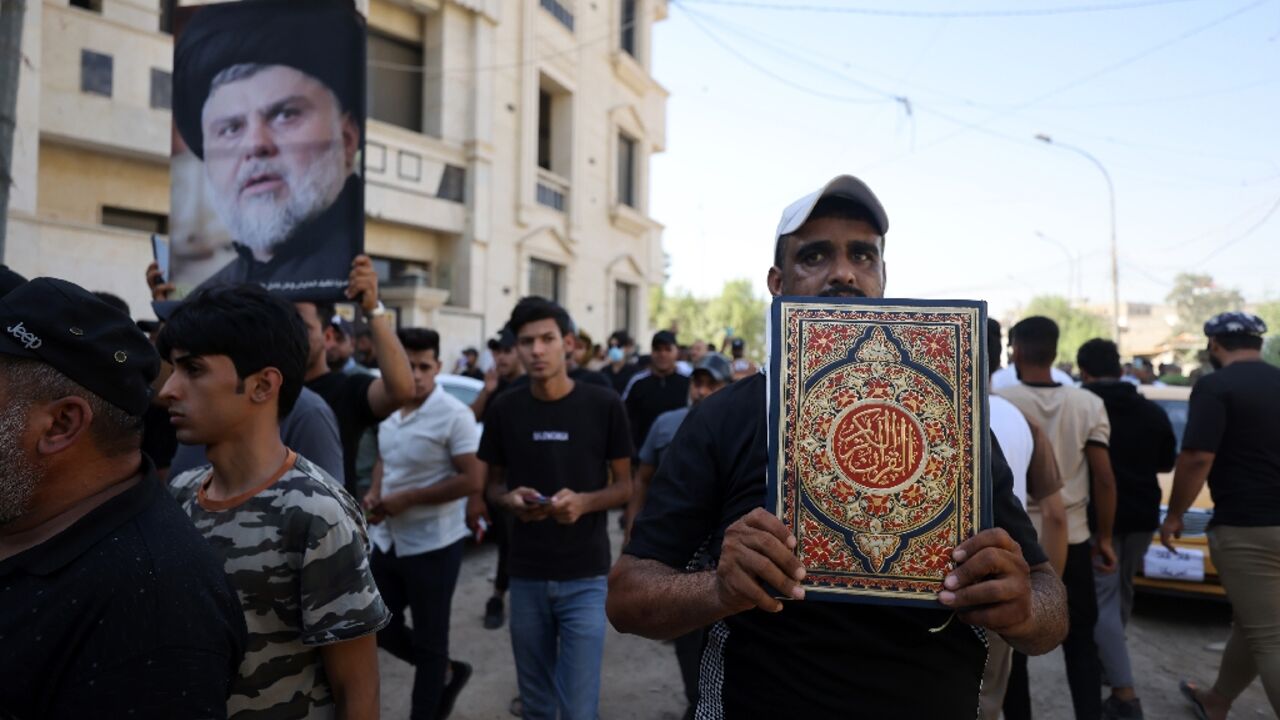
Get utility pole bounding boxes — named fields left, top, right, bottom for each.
left=0, top=0, right=27, bottom=261
left=1035, top=134, right=1120, bottom=348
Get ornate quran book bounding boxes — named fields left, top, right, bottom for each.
left=767, top=297, right=991, bottom=606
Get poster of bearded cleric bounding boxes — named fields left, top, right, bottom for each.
left=169, top=0, right=365, bottom=300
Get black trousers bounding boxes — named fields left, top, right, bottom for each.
left=1003, top=541, right=1100, bottom=720
left=487, top=499, right=511, bottom=595
left=372, top=540, right=466, bottom=720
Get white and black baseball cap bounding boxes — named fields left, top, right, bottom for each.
left=774, top=175, right=889, bottom=247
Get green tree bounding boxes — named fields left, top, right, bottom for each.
left=1264, top=336, right=1280, bottom=369
left=1255, top=300, right=1280, bottom=337
left=1020, top=295, right=1111, bottom=367
left=1166, top=273, right=1245, bottom=335
left=650, top=280, right=768, bottom=362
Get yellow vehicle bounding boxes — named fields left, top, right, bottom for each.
left=1132, top=384, right=1225, bottom=598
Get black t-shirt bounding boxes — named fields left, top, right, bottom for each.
left=477, top=382, right=633, bottom=580
left=570, top=366, right=615, bottom=390
left=1182, top=360, right=1280, bottom=527
left=305, top=370, right=378, bottom=497
left=603, top=362, right=640, bottom=395
left=1083, top=380, right=1177, bottom=533
left=625, top=371, right=692, bottom=452
left=0, top=463, right=247, bottom=719
left=625, top=373, right=1047, bottom=718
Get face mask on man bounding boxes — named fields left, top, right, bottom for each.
left=608, top=347, right=625, bottom=363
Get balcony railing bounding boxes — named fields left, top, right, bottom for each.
left=536, top=168, right=569, bottom=213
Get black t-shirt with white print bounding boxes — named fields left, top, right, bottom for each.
left=478, top=381, right=633, bottom=580
left=625, top=373, right=1048, bottom=719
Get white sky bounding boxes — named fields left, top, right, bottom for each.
left=649, top=0, right=1280, bottom=318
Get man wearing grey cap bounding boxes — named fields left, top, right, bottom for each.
left=1165, top=312, right=1280, bottom=720
left=0, top=278, right=247, bottom=718
left=610, top=175, right=1067, bottom=718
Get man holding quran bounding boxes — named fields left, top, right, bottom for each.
left=608, top=175, right=1068, bottom=718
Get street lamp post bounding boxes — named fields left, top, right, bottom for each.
left=1035, top=133, right=1120, bottom=346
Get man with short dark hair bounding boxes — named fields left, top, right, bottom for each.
left=609, top=175, right=1067, bottom=718
left=479, top=296, right=633, bottom=720
left=365, top=327, right=483, bottom=720
left=299, top=255, right=415, bottom=499
left=982, top=318, right=1068, bottom=720
left=0, top=278, right=247, bottom=719
left=623, top=330, right=691, bottom=454
left=1166, top=312, right=1280, bottom=720
left=998, top=316, right=1117, bottom=720
left=1078, top=337, right=1176, bottom=719
left=161, top=284, right=390, bottom=719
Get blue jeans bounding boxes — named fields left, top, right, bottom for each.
left=508, top=576, right=608, bottom=720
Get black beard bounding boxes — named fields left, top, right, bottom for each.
left=1209, top=354, right=1223, bottom=370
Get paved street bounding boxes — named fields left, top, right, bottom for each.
left=381, top=514, right=1275, bottom=719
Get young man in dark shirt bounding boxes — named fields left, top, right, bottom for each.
left=479, top=296, right=633, bottom=720
left=608, top=175, right=1068, bottom=718
left=623, top=330, right=691, bottom=453
left=297, top=254, right=414, bottom=498
left=0, top=278, right=246, bottom=719
left=1079, top=338, right=1177, bottom=720
left=1165, top=312, right=1280, bottom=720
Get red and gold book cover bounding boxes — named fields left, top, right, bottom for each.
left=767, top=297, right=990, bottom=606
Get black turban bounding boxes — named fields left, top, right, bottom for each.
left=173, top=0, right=365, bottom=160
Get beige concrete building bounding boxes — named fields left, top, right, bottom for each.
left=6, top=0, right=667, bottom=361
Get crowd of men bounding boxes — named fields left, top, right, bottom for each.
left=1, top=174, right=1278, bottom=720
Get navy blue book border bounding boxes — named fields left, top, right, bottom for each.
left=766, top=296, right=991, bottom=607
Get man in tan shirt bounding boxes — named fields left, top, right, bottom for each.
left=997, top=316, right=1117, bottom=720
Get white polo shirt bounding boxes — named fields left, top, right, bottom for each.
left=369, top=386, right=480, bottom=556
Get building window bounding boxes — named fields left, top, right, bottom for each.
left=617, top=133, right=637, bottom=208
left=80, top=50, right=113, bottom=98
left=150, top=69, right=172, bottom=110
left=371, top=256, right=432, bottom=288
left=70, top=0, right=103, bottom=12
left=620, top=0, right=637, bottom=58
left=367, top=30, right=424, bottom=132
left=529, top=259, right=564, bottom=303
left=540, top=0, right=575, bottom=31
left=537, top=90, right=553, bottom=171
left=159, top=0, right=175, bottom=33
left=102, top=207, right=168, bottom=235
left=437, top=164, right=466, bottom=203
left=615, top=281, right=636, bottom=335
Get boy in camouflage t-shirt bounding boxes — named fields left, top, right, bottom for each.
left=158, top=286, right=390, bottom=719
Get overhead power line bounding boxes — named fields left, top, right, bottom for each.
left=1194, top=192, right=1280, bottom=265
left=676, top=0, right=1210, bottom=18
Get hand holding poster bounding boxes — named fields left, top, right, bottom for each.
left=170, top=0, right=365, bottom=300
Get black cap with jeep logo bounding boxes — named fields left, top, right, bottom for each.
left=0, top=278, right=160, bottom=415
